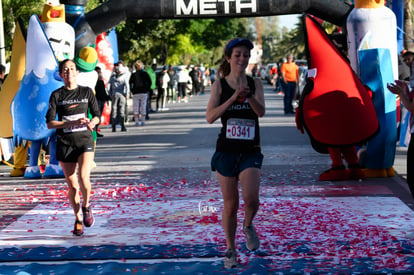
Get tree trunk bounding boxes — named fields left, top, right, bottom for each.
left=404, top=0, right=414, bottom=51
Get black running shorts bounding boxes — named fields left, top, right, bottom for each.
left=56, top=142, right=95, bottom=163
left=211, top=151, right=263, bottom=177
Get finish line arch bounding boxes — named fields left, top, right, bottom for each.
left=62, top=0, right=352, bottom=51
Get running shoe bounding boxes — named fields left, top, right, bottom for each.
left=82, top=206, right=94, bottom=227
left=224, top=249, right=237, bottom=268
left=243, top=224, right=260, bottom=251
left=73, top=220, right=84, bottom=236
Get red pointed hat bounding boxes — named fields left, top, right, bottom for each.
left=301, top=15, right=378, bottom=146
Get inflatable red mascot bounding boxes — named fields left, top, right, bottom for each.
left=296, top=15, right=379, bottom=181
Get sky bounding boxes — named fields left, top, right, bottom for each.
left=278, top=14, right=300, bottom=30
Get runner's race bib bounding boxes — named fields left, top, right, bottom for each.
left=62, top=113, right=87, bottom=133
left=226, top=118, right=255, bottom=140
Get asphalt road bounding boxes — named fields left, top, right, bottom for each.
left=0, top=81, right=413, bottom=275
left=0, top=81, right=412, bottom=213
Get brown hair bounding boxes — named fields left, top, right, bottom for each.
left=217, top=58, right=230, bottom=78
left=218, top=38, right=253, bottom=78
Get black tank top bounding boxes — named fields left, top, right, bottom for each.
left=215, top=76, right=261, bottom=153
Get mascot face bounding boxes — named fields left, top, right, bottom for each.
left=41, top=3, right=75, bottom=61
left=42, top=22, right=75, bottom=61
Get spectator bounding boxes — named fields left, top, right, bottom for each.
left=203, top=67, right=211, bottom=93
left=199, top=64, right=206, bottom=95
left=269, top=65, right=278, bottom=87
left=274, top=59, right=285, bottom=94
left=108, top=61, right=130, bottom=132
left=177, top=65, right=190, bottom=103
left=388, top=51, right=414, bottom=199
left=156, top=65, right=170, bottom=111
left=167, top=65, right=177, bottom=103
left=280, top=54, right=299, bottom=114
left=146, top=63, right=157, bottom=117
left=189, top=65, right=201, bottom=96
left=251, top=64, right=258, bottom=77
left=94, top=66, right=110, bottom=137
left=130, top=60, right=151, bottom=126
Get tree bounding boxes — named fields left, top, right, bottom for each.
left=404, top=0, right=414, bottom=51
left=117, top=18, right=250, bottom=67
left=270, top=17, right=305, bottom=62
left=117, top=19, right=177, bottom=66
left=256, top=16, right=282, bottom=64
left=6, top=0, right=413, bottom=68
left=2, top=0, right=43, bottom=61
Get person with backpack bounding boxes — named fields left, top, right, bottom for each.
left=156, top=66, right=170, bottom=111
left=129, top=60, right=151, bottom=126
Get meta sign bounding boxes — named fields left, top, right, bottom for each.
left=175, top=0, right=257, bottom=16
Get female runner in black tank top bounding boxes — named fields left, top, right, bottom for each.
left=206, top=38, right=265, bottom=268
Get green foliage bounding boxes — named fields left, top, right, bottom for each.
left=1, top=1, right=303, bottom=68
left=117, top=19, right=177, bottom=66
left=2, top=0, right=43, bottom=61
left=271, top=16, right=347, bottom=62
left=85, top=0, right=102, bottom=11
left=117, top=17, right=250, bottom=67
left=273, top=23, right=306, bottom=61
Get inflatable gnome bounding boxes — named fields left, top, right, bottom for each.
left=75, top=46, right=99, bottom=89
left=296, top=15, right=379, bottom=181
left=11, top=1, right=75, bottom=179
left=74, top=46, right=99, bottom=143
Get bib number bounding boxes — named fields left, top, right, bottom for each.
left=63, top=113, right=87, bottom=133
left=226, top=118, right=255, bottom=140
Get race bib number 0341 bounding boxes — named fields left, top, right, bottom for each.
left=226, top=118, right=255, bottom=140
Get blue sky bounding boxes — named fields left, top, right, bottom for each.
left=278, top=14, right=300, bottom=30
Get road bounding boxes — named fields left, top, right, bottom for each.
left=0, top=81, right=413, bottom=274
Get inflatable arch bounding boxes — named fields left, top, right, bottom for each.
left=3, top=0, right=404, bottom=178
left=62, top=0, right=353, bottom=51
left=59, top=0, right=402, bottom=178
